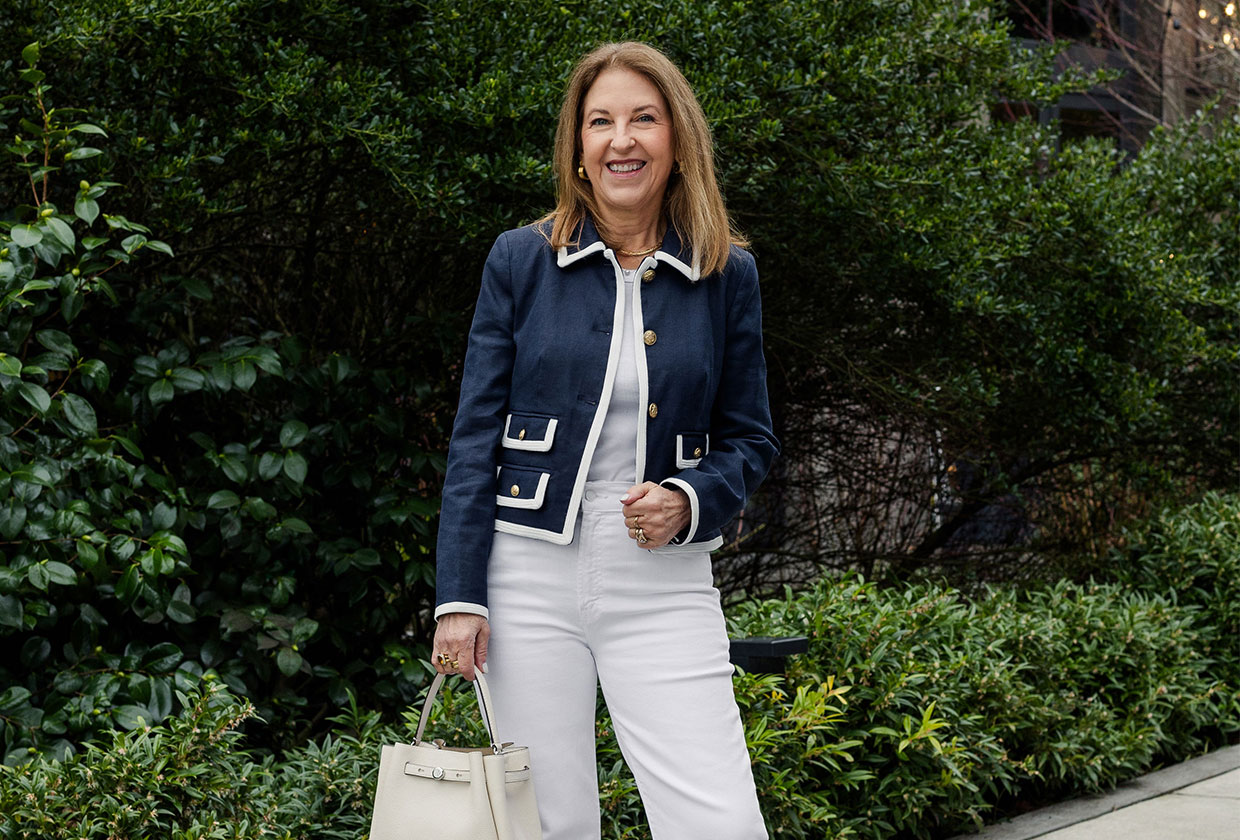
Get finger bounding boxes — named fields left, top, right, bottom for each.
left=620, top=481, right=657, bottom=505
left=474, top=624, right=490, bottom=673
left=458, top=647, right=477, bottom=681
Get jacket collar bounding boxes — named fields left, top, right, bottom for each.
left=556, top=214, right=701, bottom=282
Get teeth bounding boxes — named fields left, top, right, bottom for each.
left=608, top=161, right=645, bottom=173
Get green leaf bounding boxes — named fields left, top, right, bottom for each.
left=242, top=496, right=277, bottom=520
left=82, top=235, right=108, bottom=249
left=22, top=42, right=39, bottom=65
left=79, top=358, right=110, bottom=389
left=166, top=584, right=196, bottom=624
left=232, top=360, right=257, bottom=391
left=121, top=233, right=147, bottom=253
left=112, top=435, right=143, bottom=459
left=277, top=647, right=303, bottom=677
left=61, top=393, right=97, bottom=434
left=71, top=123, right=107, bottom=136
left=250, top=347, right=284, bottom=377
left=220, top=455, right=248, bottom=484
left=283, top=451, right=308, bottom=484
left=207, top=490, right=240, bottom=509
left=133, top=355, right=160, bottom=378
left=279, top=420, right=309, bottom=448
left=152, top=502, right=177, bottom=530
left=0, top=501, right=25, bottom=539
left=44, top=217, right=75, bottom=249
left=19, top=382, right=51, bottom=414
left=139, top=548, right=164, bottom=576
left=0, top=686, right=32, bottom=711
left=77, top=539, right=100, bottom=570
left=38, top=329, right=76, bottom=356
left=115, top=564, right=140, bottom=601
left=62, top=291, right=84, bottom=323
left=44, top=561, right=76, bottom=586
left=113, top=705, right=151, bottom=731
left=148, top=379, right=175, bottom=405
left=282, top=517, right=313, bottom=535
left=145, top=240, right=174, bottom=257
left=0, top=354, right=21, bottom=377
left=148, top=677, right=173, bottom=721
left=181, top=277, right=212, bottom=300
left=170, top=367, right=204, bottom=391
left=257, top=452, right=283, bottom=480
left=74, top=197, right=100, bottom=225
left=143, top=642, right=183, bottom=673
left=10, top=225, right=42, bottom=247
left=65, top=147, right=103, bottom=161
left=27, top=564, right=50, bottom=591
left=292, top=617, right=319, bottom=642
left=0, top=595, right=23, bottom=629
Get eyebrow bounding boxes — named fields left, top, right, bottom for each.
left=585, top=104, right=662, bottom=118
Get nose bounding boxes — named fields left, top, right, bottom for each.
left=610, top=121, right=636, bottom=152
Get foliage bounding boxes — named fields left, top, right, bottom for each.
left=3, top=496, right=1236, bottom=839
left=1111, top=491, right=1240, bottom=657
left=0, top=0, right=1235, bottom=761
left=0, top=45, right=445, bottom=764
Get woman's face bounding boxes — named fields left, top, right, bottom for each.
left=579, top=66, right=675, bottom=227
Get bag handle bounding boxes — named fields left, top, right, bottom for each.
left=412, top=671, right=503, bottom=754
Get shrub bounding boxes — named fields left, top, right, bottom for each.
left=3, top=504, right=1236, bottom=840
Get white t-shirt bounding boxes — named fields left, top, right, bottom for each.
left=587, top=267, right=641, bottom=483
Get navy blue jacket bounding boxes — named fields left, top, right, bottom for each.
left=434, top=216, right=779, bottom=618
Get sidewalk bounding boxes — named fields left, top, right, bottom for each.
left=952, top=744, right=1240, bottom=840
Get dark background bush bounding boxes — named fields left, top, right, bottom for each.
left=0, top=0, right=1235, bottom=789
left=3, top=493, right=1235, bottom=839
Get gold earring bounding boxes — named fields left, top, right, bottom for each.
left=577, top=164, right=589, bottom=181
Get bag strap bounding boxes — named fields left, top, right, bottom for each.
left=412, top=672, right=503, bottom=754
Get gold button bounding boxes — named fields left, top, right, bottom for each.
left=694, top=447, right=703, bottom=457
left=648, top=403, right=658, bottom=419
left=518, top=428, right=526, bottom=440
left=642, top=269, right=655, bottom=283
left=643, top=330, right=657, bottom=346
left=510, top=485, right=520, bottom=497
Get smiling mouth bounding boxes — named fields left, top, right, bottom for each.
left=607, top=161, right=646, bottom=173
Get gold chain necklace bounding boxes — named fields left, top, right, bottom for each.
left=616, top=243, right=660, bottom=257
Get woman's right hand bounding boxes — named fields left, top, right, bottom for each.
left=432, top=612, right=490, bottom=681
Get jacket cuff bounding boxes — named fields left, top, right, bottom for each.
left=660, top=477, right=699, bottom=545
left=434, top=601, right=490, bottom=621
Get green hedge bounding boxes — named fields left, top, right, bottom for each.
left=3, top=0, right=1237, bottom=761
left=3, top=494, right=1234, bottom=840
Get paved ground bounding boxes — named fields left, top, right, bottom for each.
left=952, top=744, right=1240, bottom=840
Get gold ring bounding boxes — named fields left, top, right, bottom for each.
left=635, top=527, right=649, bottom=544
left=436, top=652, right=459, bottom=669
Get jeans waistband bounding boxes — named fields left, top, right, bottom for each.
left=580, top=480, right=632, bottom=512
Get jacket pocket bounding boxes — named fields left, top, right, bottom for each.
left=495, top=465, right=550, bottom=510
left=501, top=412, right=558, bottom=452
left=675, top=433, right=710, bottom=469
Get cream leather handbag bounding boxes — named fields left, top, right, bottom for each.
left=368, top=672, right=543, bottom=840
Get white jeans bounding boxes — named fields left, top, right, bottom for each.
left=486, top=480, right=768, bottom=840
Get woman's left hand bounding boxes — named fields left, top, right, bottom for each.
left=621, top=482, right=691, bottom=548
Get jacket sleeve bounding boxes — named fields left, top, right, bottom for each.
left=660, top=252, right=780, bottom=543
left=434, top=233, right=515, bottom=619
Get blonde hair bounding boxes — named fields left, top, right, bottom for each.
left=537, top=41, right=747, bottom=277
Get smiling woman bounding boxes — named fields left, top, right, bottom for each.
left=431, top=41, right=778, bottom=840
left=577, top=66, right=676, bottom=255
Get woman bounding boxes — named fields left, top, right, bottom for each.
left=432, top=41, right=778, bottom=840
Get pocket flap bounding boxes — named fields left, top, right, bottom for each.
left=676, top=433, right=709, bottom=469
left=502, top=413, right=558, bottom=452
left=496, top=465, right=550, bottom=510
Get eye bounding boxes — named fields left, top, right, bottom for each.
left=589, top=117, right=610, bottom=127
left=635, top=114, right=656, bottom=123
